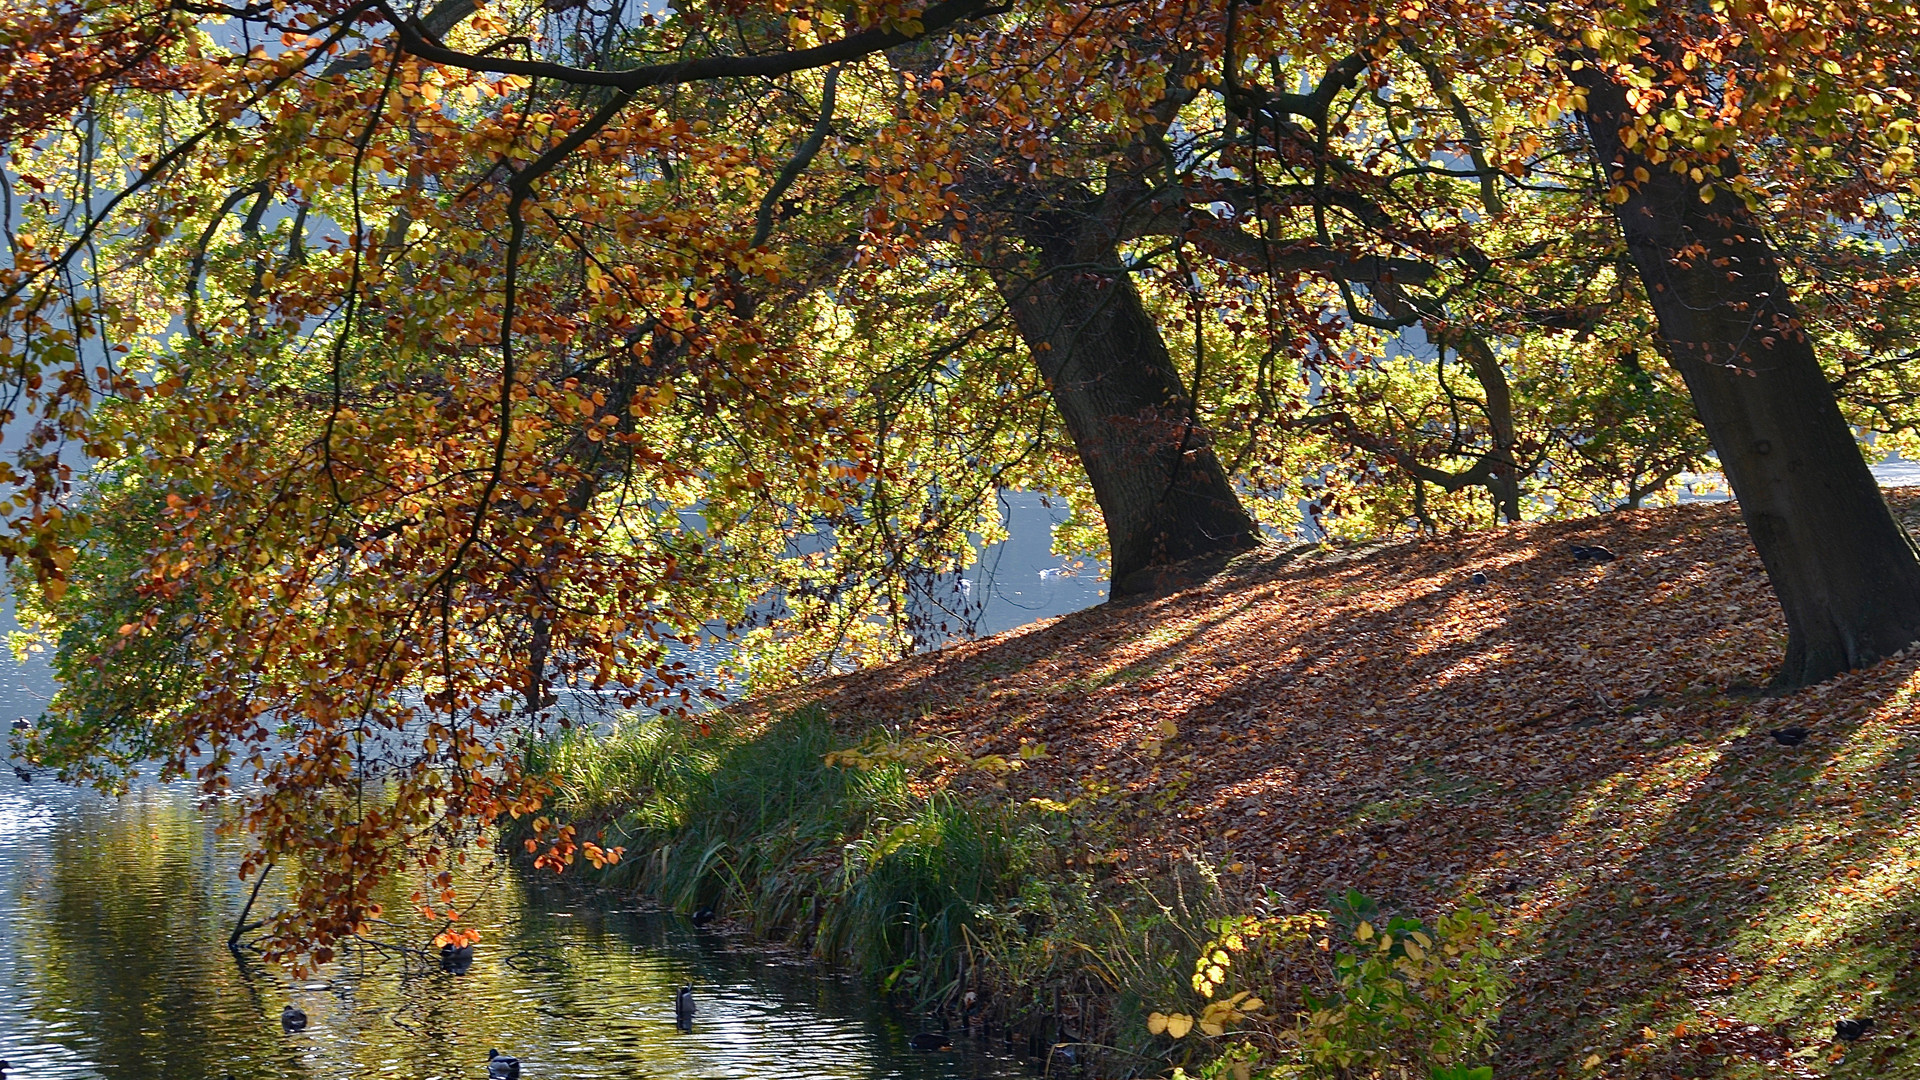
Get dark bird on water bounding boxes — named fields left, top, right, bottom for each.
left=675, top=984, right=696, bottom=1031
left=11, top=764, right=29, bottom=784
left=690, top=905, right=716, bottom=927
left=281, top=1004, right=307, bottom=1032
left=909, top=1031, right=953, bottom=1051
left=11, top=717, right=29, bottom=732
left=2, top=1058, right=11, bottom=1080
left=1469, top=571, right=1488, bottom=586
left=1572, top=544, right=1617, bottom=562
left=1769, top=727, right=1811, bottom=747
left=1835, top=1017, right=1874, bottom=1041
left=440, top=941, right=474, bottom=974
left=487, top=1048, right=522, bottom=1080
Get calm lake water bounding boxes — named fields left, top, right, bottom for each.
left=0, top=773, right=1036, bottom=1080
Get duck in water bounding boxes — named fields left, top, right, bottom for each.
left=281, top=1004, right=308, bottom=1032
left=440, top=941, right=474, bottom=974
left=487, top=1048, right=521, bottom=1079
left=675, top=984, right=697, bottom=1031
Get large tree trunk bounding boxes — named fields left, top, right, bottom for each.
left=1577, top=66, right=1920, bottom=689
left=995, top=214, right=1258, bottom=593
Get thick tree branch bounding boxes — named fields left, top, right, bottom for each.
left=323, top=0, right=475, bottom=74
left=1226, top=51, right=1368, bottom=127
left=752, top=66, right=840, bottom=249
left=1399, top=41, right=1505, bottom=218
left=376, top=0, right=1005, bottom=89
left=1122, top=207, right=1438, bottom=287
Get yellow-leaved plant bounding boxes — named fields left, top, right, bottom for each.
left=1148, top=893, right=1506, bottom=1080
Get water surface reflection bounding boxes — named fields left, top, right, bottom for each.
left=0, top=781, right=1027, bottom=1080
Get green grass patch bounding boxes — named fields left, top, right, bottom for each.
left=522, top=706, right=1243, bottom=1069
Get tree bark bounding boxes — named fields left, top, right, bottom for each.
left=995, top=212, right=1259, bottom=593
left=1577, top=65, right=1920, bottom=688
left=1455, top=331, right=1523, bottom=523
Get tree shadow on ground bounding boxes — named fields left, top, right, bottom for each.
left=782, top=493, right=1920, bottom=1078
left=1492, top=653, right=1920, bottom=1079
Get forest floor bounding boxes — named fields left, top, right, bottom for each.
left=759, top=490, right=1920, bottom=1079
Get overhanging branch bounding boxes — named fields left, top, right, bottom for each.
left=375, top=0, right=1005, bottom=90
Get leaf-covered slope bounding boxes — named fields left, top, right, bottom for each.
left=787, top=491, right=1920, bottom=1078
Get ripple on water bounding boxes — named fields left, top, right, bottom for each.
left=0, top=780, right=1034, bottom=1080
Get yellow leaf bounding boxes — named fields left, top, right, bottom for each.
left=1165, top=1013, right=1194, bottom=1038
left=1148, top=1012, right=1169, bottom=1035
left=1199, top=1019, right=1225, bottom=1037
left=1159, top=719, right=1178, bottom=738
left=1356, top=920, right=1374, bottom=942
left=1583, top=1054, right=1602, bottom=1069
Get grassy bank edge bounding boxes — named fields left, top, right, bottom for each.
left=508, top=704, right=1226, bottom=1072
left=508, top=705, right=1506, bottom=1080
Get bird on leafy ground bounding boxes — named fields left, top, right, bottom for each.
left=1469, top=571, right=1488, bottom=586
left=1835, top=1018, right=1874, bottom=1041
left=487, top=1048, right=521, bottom=1079
left=281, top=1004, right=307, bottom=1032
left=1571, top=544, right=1617, bottom=562
left=1769, top=727, right=1811, bottom=747
left=675, top=984, right=696, bottom=1031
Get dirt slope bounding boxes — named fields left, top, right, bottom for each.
left=790, top=493, right=1920, bottom=1078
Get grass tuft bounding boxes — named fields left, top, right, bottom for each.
left=522, top=706, right=1247, bottom=1074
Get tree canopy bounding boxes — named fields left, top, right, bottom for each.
left=6, top=0, right=1920, bottom=963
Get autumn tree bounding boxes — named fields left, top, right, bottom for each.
left=1554, top=10, right=1920, bottom=687
left=9, top=0, right=1920, bottom=966
left=998, top=1, right=1920, bottom=685
left=906, top=13, right=1709, bottom=538
left=0, top=0, right=1027, bottom=965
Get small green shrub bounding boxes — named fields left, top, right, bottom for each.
left=1152, top=892, right=1508, bottom=1080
